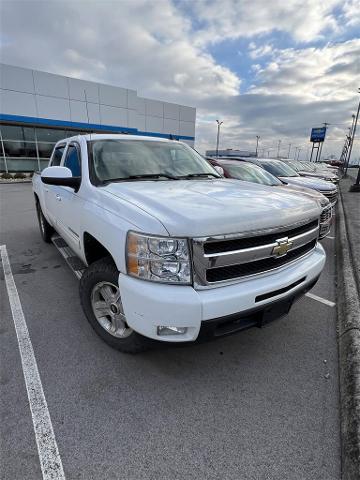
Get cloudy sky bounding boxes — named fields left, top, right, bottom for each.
left=1, top=0, right=359, bottom=159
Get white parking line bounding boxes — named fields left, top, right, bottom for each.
left=305, top=292, right=336, bottom=307
left=0, top=245, right=66, bottom=480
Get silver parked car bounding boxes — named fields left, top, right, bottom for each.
left=282, top=160, right=339, bottom=184
left=208, top=158, right=333, bottom=238
left=237, top=157, right=338, bottom=206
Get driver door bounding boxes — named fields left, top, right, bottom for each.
left=44, top=144, right=66, bottom=226
left=55, top=142, right=84, bottom=253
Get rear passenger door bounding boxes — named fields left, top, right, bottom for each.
left=56, top=143, right=84, bottom=253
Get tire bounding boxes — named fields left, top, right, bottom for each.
left=79, top=257, right=151, bottom=353
left=36, top=200, right=54, bottom=243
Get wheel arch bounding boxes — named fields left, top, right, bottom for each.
left=83, top=232, right=118, bottom=268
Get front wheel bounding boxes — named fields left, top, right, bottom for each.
left=79, top=257, right=150, bottom=353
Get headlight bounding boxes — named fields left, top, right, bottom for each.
left=126, top=231, right=191, bottom=284
left=319, top=198, right=330, bottom=208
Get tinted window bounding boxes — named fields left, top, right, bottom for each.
left=51, top=146, right=65, bottom=166
left=64, top=145, right=81, bottom=176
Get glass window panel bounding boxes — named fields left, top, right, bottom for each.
left=35, top=128, right=67, bottom=142
left=23, top=127, right=36, bottom=142
left=3, top=140, right=38, bottom=158
left=37, top=142, right=55, bottom=157
left=1, top=125, right=35, bottom=142
left=1, top=125, right=24, bottom=141
left=24, top=142, right=37, bottom=158
left=5, top=157, right=38, bottom=172
left=65, top=130, right=81, bottom=137
left=4, top=140, right=25, bottom=156
left=40, top=160, right=49, bottom=171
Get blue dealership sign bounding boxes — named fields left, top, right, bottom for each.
left=310, top=127, right=327, bottom=143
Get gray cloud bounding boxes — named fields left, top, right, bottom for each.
left=0, top=0, right=359, bottom=160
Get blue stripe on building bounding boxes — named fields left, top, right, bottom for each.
left=0, top=113, right=195, bottom=141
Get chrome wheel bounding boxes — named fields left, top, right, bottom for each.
left=90, top=281, right=132, bottom=338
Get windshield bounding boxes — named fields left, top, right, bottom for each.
left=298, top=162, right=317, bottom=172
left=284, top=162, right=302, bottom=172
left=260, top=161, right=299, bottom=178
left=89, top=139, right=219, bottom=183
left=222, top=162, right=282, bottom=186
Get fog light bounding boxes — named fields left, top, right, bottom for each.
left=157, top=326, right=188, bottom=336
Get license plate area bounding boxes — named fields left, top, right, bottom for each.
left=261, top=297, right=293, bottom=326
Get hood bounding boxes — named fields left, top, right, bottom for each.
left=299, top=171, right=337, bottom=181
left=277, top=184, right=329, bottom=204
left=280, top=176, right=337, bottom=192
left=102, top=178, right=321, bottom=237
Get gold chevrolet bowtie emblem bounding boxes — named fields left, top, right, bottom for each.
left=272, top=237, right=293, bottom=257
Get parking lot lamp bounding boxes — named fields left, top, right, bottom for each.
left=255, top=136, right=260, bottom=157
left=215, top=120, right=223, bottom=158
left=349, top=88, right=360, bottom=191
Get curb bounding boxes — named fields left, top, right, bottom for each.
left=0, top=180, right=32, bottom=184
left=336, top=188, right=360, bottom=479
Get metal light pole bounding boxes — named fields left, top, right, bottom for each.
left=317, top=122, right=329, bottom=163
left=345, top=113, right=357, bottom=175
left=255, top=135, right=260, bottom=157
left=215, top=120, right=223, bottom=158
left=296, top=147, right=302, bottom=161
left=287, top=143, right=292, bottom=158
left=349, top=88, right=360, bottom=191
left=277, top=140, right=281, bottom=158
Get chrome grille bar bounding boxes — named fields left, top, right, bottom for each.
left=192, top=218, right=319, bottom=287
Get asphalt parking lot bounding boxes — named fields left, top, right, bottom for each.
left=1, top=183, right=340, bottom=480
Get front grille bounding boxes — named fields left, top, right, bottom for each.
left=206, top=240, right=316, bottom=282
left=204, top=219, right=318, bottom=254
left=192, top=218, right=320, bottom=286
left=320, top=205, right=332, bottom=224
left=320, top=190, right=337, bottom=204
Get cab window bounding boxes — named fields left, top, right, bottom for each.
left=51, top=145, right=65, bottom=166
left=64, top=145, right=81, bottom=177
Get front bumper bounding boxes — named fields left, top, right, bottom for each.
left=119, top=243, right=326, bottom=342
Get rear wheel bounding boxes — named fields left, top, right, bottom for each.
left=36, top=200, right=53, bottom=243
left=79, top=257, right=150, bottom=353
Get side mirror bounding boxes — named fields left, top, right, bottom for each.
left=41, top=166, right=81, bottom=191
left=214, top=165, right=224, bottom=176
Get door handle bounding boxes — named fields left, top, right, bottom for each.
left=56, top=194, right=62, bottom=202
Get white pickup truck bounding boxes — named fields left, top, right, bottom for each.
left=33, top=134, right=326, bottom=352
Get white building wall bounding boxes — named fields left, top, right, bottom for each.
left=0, top=63, right=196, bottom=144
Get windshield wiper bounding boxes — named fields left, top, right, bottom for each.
left=177, top=173, right=220, bottom=179
left=102, top=173, right=179, bottom=184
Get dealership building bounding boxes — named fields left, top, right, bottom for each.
left=0, top=63, right=196, bottom=172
